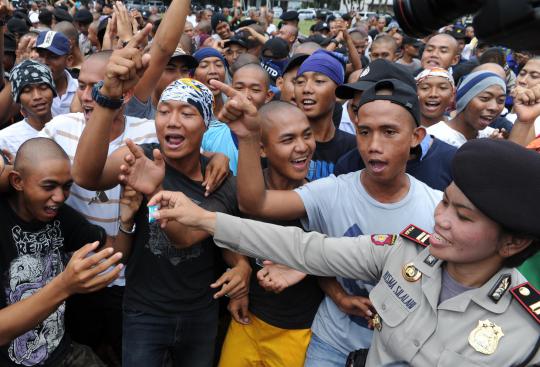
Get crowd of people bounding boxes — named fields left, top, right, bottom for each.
left=0, top=0, right=539, bottom=366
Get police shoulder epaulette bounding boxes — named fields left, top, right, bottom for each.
left=510, top=282, right=540, bottom=324
left=399, top=224, right=431, bottom=247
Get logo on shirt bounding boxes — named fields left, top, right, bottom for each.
left=147, top=222, right=203, bottom=266
left=6, top=223, right=66, bottom=365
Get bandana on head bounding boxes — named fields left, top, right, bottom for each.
left=193, top=47, right=227, bottom=69
left=415, top=67, right=455, bottom=88
left=456, top=71, right=506, bottom=114
left=297, top=49, right=345, bottom=85
left=159, top=78, right=214, bottom=129
left=9, top=59, right=57, bottom=103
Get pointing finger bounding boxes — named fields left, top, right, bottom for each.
left=126, top=23, right=152, bottom=49
left=209, top=79, right=239, bottom=99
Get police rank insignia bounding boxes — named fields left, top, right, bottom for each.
left=402, top=263, right=422, bottom=282
left=423, top=254, right=439, bottom=267
left=488, top=274, right=511, bottom=303
left=371, top=234, right=397, bottom=246
left=399, top=224, right=431, bottom=247
left=510, top=282, right=540, bottom=324
left=468, top=320, right=504, bottom=355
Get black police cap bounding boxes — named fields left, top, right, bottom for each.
left=452, top=139, right=540, bottom=237
left=358, top=78, right=421, bottom=126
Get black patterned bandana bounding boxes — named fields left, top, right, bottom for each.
left=9, top=60, right=57, bottom=103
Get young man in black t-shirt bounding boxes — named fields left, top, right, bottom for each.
left=217, top=101, right=323, bottom=366
left=0, top=138, right=125, bottom=367
left=293, top=50, right=356, bottom=180
left=71, top=29, right=250, bottom=367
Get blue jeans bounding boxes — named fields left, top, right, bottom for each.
left=122, top=305, right=218, bottom=367
left=304, top=333, right=349, bottom=367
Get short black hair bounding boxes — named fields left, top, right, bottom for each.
left=500, top=228, right=540, bottom=268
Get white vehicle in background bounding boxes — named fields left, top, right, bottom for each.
left=298, top=8, right=317, bottom=20
left=272, top=7, right=283, bottom=18
left=357, top=11, right=377, bottom=19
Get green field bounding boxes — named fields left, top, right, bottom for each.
left=274, top=19, right=315, bottom=36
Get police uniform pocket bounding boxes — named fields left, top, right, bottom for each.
left=437, top=349, right=489, bottom=367
left=370, top=281, right=409, bottom=328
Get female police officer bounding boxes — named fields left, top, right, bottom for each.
left=144, top=82, right=540, bottom=366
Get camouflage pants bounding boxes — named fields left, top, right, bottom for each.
left=58, top=342, right=106, bottom=367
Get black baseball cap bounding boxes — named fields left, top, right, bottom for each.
left=358, top=79, right=421, bottom=126
left=4, top=32, right=16, bottom=53
left=53, top=7, right=73, bottom=22
left=313, top=22, right=330, bottom=32
left=402, top=35, right=423, bottom=47
left=224, top=34, right=248, bottom=49
left=237, top=19, right=257, bottom=28
left=335, top=59, right=416, bottom=100
left=282, top=53, right=309, bottom=74
left=280, top=10, right=299, bottom=21
left=299, top=34, right=331, bottom=47
left=170, top=48, right=198, bottom=69
left=7, top=18, right=29, bottom=36
left=261, top=37, right=289, bottom=60
left=74, top=9, right=93, bottom=24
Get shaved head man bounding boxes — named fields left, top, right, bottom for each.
left=277, top=24, right=298, bottom=50
left=421, top=33, right=460, bottom=70
left=14, top=137, right=69, bottom=177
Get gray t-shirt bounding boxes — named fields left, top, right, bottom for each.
left=125, top=95, right=157, bottom=120
left=396, top=58, right=422, bottom=74
left=295, top=170, right=442, bottom=354
left=439, top=268, right=475, bottom=304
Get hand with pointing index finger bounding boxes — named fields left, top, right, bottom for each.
left=100, top=23, right=153, bottom=99
left=209, top=79, right=261, bottom=139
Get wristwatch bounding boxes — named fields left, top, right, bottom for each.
left=92, top=80, right=124, bottom=109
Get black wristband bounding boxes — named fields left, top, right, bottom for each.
left=91, top=80, right=124, bottom=109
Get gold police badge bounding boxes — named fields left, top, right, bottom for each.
left=402, top=263, right=422, bottom=282
left=468, top=320, right=504, bottom=355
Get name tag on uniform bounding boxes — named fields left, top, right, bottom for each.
left=382, top=270, right=418, bottom=311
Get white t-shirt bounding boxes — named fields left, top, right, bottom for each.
left=505, top=113, right=540, bottom=137
left=338, top=100, right=356, bottom=135
left=266, top=23, right=277, bottom=35
left=39, top=112, right=158, bottom=235
left=427, top=120, right=496, bottom=148
left=39, top=113, right=158, bottom=286
left=0, top=119, right=40, bottom=156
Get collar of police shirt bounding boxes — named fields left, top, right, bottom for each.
left=412, top=247, right=517, bottom=314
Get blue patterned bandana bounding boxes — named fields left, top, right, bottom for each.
left=159, top=78, right=214, bottom=129
left=9, top=60, right=57, bottom=103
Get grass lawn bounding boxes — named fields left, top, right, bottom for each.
left=298, top=19, right=315, bottom=35
left=274, top=19, right=315, bottom=36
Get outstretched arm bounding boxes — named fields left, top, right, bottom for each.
left=132, top=0, right=191, bottom=104
left=148, top=191, right=387, bottom=282
left=210, top=79, right=307, bottom=220
left=72, top=24, right=152, bottom=191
